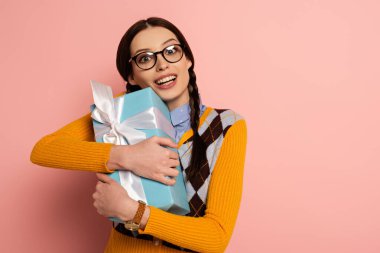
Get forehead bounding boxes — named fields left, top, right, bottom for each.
left=130, top=26, right=178, bottom=55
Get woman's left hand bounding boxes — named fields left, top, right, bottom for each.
left=93, top=173, right=137, bottom=221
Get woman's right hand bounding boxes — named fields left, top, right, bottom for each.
left=106, top=136, right=180, bottom=186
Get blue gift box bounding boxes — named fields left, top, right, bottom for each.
left=90, top=80, right=190, bottom=223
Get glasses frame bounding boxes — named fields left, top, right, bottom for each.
left=128, top=44, right=185, bottom=70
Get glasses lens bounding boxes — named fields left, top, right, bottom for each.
left=163, top=45, right=183, bottom=63
left=135, top=52, right=155, bottom=70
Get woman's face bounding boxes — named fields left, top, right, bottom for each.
left=128, top=26, right=192, bottom=111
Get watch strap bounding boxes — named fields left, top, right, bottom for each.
left=124, top=200, right=146, bottom=232
left=132, top=200, right=146, bottom=224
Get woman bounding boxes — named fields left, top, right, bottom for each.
left=31, top=17, right=247, bottom=253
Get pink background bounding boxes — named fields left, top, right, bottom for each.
left=1, top=0, right=379, bottom=252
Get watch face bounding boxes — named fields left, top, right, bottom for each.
left=124, top=221, right=139, bottom=231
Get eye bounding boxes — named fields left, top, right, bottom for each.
left=164, top=45, right=178, bottom=55
left=137, top=53, right=153, bottom=63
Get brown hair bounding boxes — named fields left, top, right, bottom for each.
left=116, top=17, right=206, bottom=182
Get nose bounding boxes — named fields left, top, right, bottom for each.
left=155, top=53, right=168, bottom=71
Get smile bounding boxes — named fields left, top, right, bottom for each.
left=155, top=75, right=177, bottom=86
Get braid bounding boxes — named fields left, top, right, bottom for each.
left=186, top=69, right=207, bottom=181
left=188, top=70, right=200, bottom=131
left=125, top=82, right=141, bottom=94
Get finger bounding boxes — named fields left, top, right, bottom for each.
left=95, top=181, right=103, bottom=190
left=165, top=168, right=180, bottom=178
left=96, top=173, right=114, bottom=184
left=97, top=208, right=103, bottom=216
left=161, top=176, right=176, bottom=186
left=155, top=137, right=178, bottom=149
left=168, top=159, right=180, bottom=168
left=168, top=150, right=179, bottom=160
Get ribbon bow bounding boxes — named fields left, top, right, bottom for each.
left=90, top=80, right=174, bottom=145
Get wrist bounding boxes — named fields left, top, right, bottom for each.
left=106, top=145, right=120, bottom=170
left=118, top=199, right=138, bottom=222
left=122, top=200, right=149, bottom=231
left=107, top=145, right=132, bottom=171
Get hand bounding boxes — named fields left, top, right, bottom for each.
left=107, top=136, right=180, bottom=185
left=92, top=173, right=137, bottom=221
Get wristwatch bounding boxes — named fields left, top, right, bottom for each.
left=124, top=200, right=146, bottom=231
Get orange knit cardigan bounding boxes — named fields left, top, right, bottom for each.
left=30, top=106, right=247, bottom=253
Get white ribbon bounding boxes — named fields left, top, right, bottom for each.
left=90, top=80, right=175, bottom=202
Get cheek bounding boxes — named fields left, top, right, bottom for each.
left=177, top=63, right=188, bottom=77
left=180, top=66, right=190, bottom=82
left=134, top=72, right=153, bottom=87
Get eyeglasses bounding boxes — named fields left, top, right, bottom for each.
left=129, top=44, right=184, bottom=70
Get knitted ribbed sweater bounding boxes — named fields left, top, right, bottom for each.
left=30, top=106, right=247, bottom=253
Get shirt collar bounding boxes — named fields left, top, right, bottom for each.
left=170, top=94, right=205, bottom=127
left=170, top=103, right=191, bottom=127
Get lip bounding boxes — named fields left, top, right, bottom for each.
left=155, top=78, right=177, bottom=90
left=154, top=73, right=177, bottom=84
left=154, top=73, right=178, bottom=90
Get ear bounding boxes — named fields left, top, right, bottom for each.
left=186, top=57, right=192, bottom=70
left=127, top=74, right=138, bottom=86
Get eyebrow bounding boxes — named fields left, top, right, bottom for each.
left=133, top=38, right=178, bottom=56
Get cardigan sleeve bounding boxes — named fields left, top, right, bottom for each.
left=30, top=112, right=114, bottom=173
left=139, top=119, right=248, bottom=253
left=30, top=91, right=127, bottom=172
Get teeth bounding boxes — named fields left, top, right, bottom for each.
left=156, top=75, right=176, bottom=84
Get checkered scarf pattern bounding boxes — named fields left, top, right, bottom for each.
left=178, top=108, right=243, bottom=217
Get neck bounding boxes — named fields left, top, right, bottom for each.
left=167, top=93, right=190, bottom=112
left=168, top=100, right=189, bottom=112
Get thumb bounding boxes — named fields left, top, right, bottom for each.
left=155, top=136, right=178, bottom=149
left=96, top=173, right=115, bottom=184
